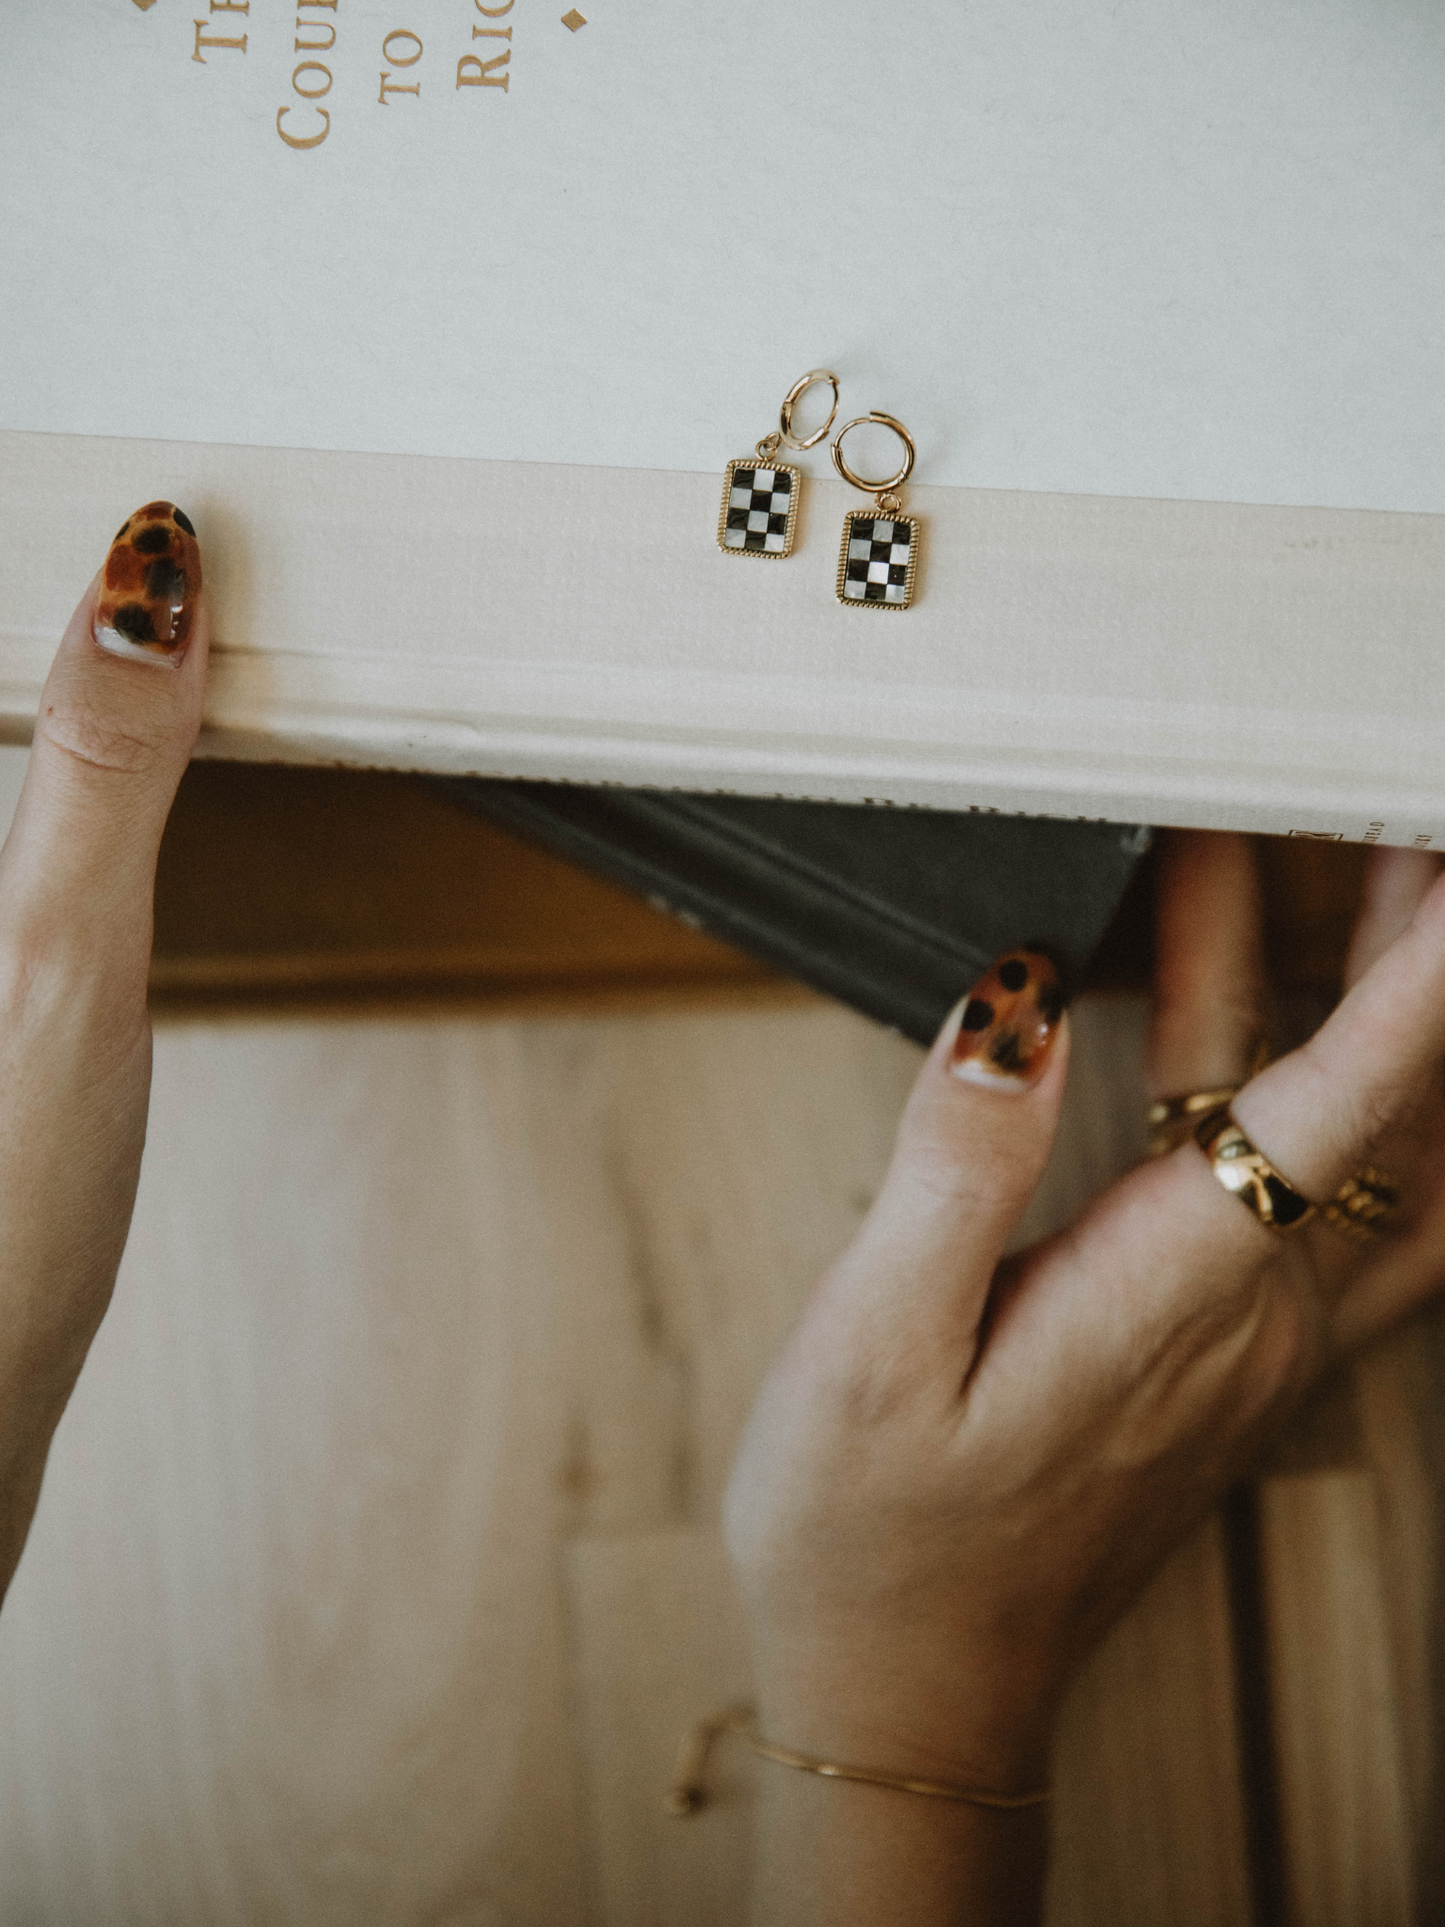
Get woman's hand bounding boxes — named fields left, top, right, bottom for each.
left=0, top=506, right=206, bottom=1597
left=726, top=831, right=1445, bottom=1926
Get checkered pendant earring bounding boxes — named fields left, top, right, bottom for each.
left=831, top=413, right=920, bottom=609
left=717, top=369, right=840, bottom=559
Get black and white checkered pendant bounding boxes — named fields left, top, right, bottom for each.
left=717, top=458, right=801, bottom=558
left=836, top=510, right=919, bottom=609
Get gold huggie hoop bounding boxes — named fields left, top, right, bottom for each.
left=778, top=369, right=841, bottom=451
left=718, top=368, right=839, bottom=560
left=832, top=412, right=922, bottom=609
left=831, top=412, right=916, bottom=500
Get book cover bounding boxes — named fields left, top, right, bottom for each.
left=440, top=781, right=1149, bottom=1046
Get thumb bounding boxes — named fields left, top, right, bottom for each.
left=827, top=950, right=1071, bottom=1361
left=0, top=503, right=207, bottom=963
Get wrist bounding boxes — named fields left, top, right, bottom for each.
left=749, top=1741, right=1049, bottom=1927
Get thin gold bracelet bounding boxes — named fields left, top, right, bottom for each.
left=665, top=1707, right=1051, bottom=1815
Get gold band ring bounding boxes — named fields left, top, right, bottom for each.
left=1166, top=1094, right=1401, bottom=1241
left=1194, top=1110, right=1317, bottom=1232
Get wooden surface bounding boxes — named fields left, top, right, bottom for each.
left=0, top=1002, right=915, bottom=1924
left=5, top=994, right=1431, bottom=1924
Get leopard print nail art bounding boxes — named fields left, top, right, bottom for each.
left=93, top=502, right=201, bottom=662
left=949, top=949, right=1065, bottom=1091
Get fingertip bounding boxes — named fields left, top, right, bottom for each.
left=91, top=501, right=202, bottom=669
left=943, top=1000, right=1071, bottom=1100
left=3, top=517, right=211, bottom=925
left=55, top=506, right=208, bottom=738
left=897, top=954, right=1071, bottom=1194
left=941, top=947, right=1068, bottom=1091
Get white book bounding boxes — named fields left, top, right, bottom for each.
left=2, top=2, right=1442, bottom=845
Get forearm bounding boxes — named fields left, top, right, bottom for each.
left=0, top=963, right=151, bottom=1600
left=0, top=1258, right=120, bottom=1599
left=751, top=1772, right=1048, bottom=1927
left=0, top=531, right=206, bottom=1612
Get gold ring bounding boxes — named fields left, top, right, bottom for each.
left=1146, top=1087, right=1240, bottom=1158
left=831, top=413, right=916, bottom=494
left=779, top=369, right=840, bottom=451
left=1195, top=1110, right=1317, bottom=1231
left=1321, top=1166, right=1401, bottom=1243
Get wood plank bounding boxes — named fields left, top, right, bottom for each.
left=0, top=1018, right=595, bottom=1924
left=1354, top=1312, right=1445, bottom=1919
left=568, top=1532, right=756, bottom=1927
left=1260, top=1466, right=1414, bottom=1927
left=1256, top=1319, right=1445, bottom=1927
left=1048, top=1520, right=1255, bottom=1927
left=0, top=1002, right=918, bottom=1922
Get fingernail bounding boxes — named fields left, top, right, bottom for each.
left=949, top=949, right=1065, bottom=1091
left=93, top=502, right=202, bottom=665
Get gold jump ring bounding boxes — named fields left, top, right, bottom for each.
left=831, top=413, right=916, bottom=494
left=779, top=369, right=841, bottom=451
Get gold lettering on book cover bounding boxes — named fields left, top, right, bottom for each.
left=140, top=0, right=530, bottom=148
left=462, top=0, right=513, bottom=86
left=277, top=104, right=329, bottom=146
left=192, top=21, right=248, bottom=61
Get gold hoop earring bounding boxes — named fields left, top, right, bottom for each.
left=831, top=412, right=920, bottom=610
left=717, top=369, right=840, bottom=560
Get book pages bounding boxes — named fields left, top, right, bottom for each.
left=1, top=431, right=1440, bottom=846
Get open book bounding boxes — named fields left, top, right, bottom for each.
left=2, top=3, right=1441, bottom=846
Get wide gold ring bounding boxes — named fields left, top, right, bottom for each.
left=1194, top=1110, right=1317, bottom=1232
left=779, top=369, right=840, bottom=451
left=831, top=413, right=916, bottom=494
